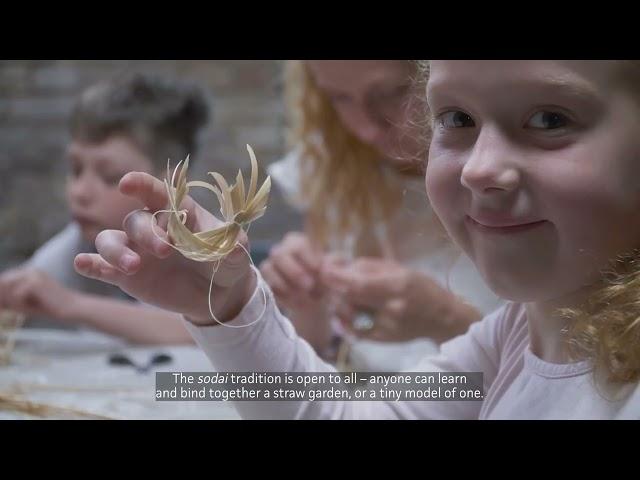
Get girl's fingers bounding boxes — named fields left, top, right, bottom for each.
left=74, top=253, right=128, bottom=287
left=119, top=172, right=170, bottom=211
left=94, top=230, right=142, bottom=274
left=120, top=171, right=199, bottom=219
left=260, top=260, right=291, bottom=300
left=271, top=253, right=314, bottom=291
left=122, top=210, right=172, bottom=259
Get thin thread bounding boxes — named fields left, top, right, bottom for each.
left=151, top=211, right=267, bottom=329
left=206, top=243, right=267, bottom=329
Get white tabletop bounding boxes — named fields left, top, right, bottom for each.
left=0, top=329, right=240, bottom=420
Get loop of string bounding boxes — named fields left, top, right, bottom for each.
left=150, top=210, right=267, bottom=329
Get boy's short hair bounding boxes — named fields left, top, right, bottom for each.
left=69, top=73, right=211, bottom=169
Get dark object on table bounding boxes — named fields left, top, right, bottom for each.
left=108, top=352, right=173, bottom=374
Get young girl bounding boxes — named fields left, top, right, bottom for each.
left=74, top=60, right=640, bottom=418
left=264, top=60, right=501, bottom=370
left=0, top=73, right=210, bottom=345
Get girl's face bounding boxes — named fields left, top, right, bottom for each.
left=66, top=135, right=155, bottom=244
left=426, top=61, right=640, bottom=303
left=306, top=60, right=422, bottom=169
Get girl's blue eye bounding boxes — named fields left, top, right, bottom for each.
left=526, top=111, right=569, bottom=130
left=438, top=111, right=475, bottom=128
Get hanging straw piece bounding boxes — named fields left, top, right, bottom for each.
left=0, top=310, right=25, bottom=366
left=0, top=392, right=118, bottom=419
left=152, top=144, right=270, bottom=328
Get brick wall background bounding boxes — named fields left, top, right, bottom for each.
left=0, top=60, right=301, bottom=269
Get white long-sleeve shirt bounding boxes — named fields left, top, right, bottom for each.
left=184, top=271, right=640, bottom=420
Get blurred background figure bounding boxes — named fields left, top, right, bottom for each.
left=261, top=60, right=503, bottom=370
left=0, top=61, right=286, bottom=419
left=0, top=72, right=215, bottom=343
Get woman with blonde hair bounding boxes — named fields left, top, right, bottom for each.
left=261, top=60, right=502, bottom=369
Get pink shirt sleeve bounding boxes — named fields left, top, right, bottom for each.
left=183, top=268, right=511, bottom=420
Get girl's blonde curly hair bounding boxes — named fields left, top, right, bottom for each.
left=283, top=61, right=429, bottom=254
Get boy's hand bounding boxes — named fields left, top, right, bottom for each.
left=0, top=267, right=77, bottom=320
left=74, top=171, right=255, bottom=326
